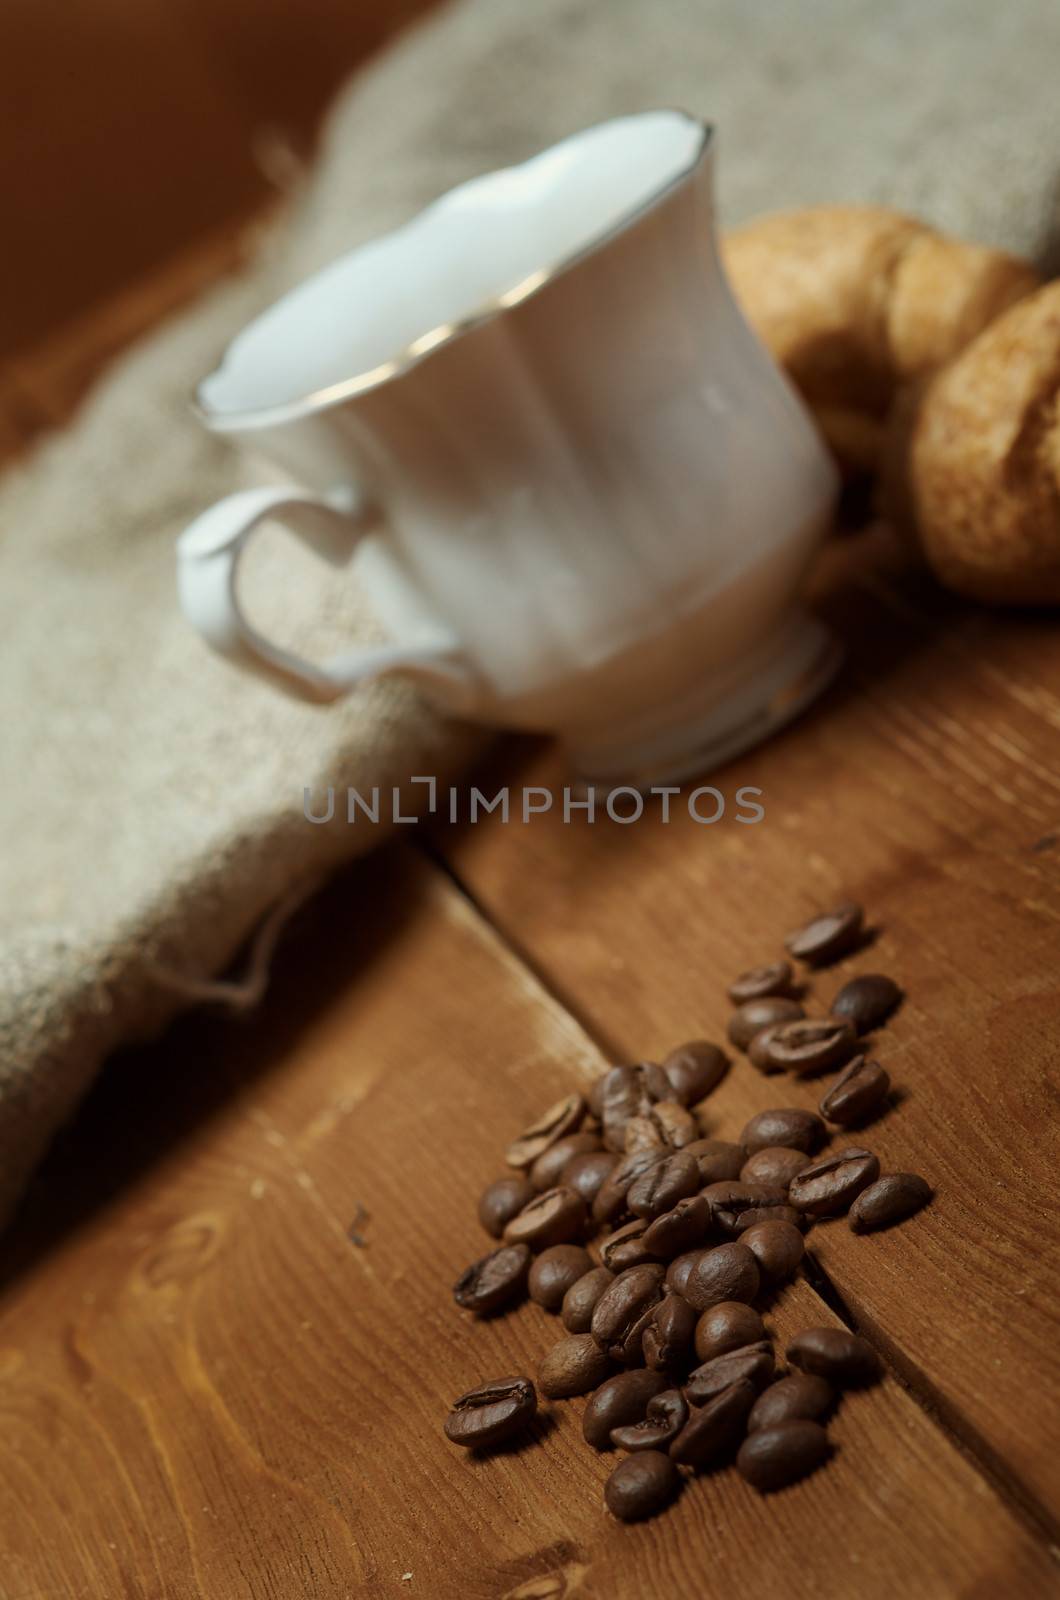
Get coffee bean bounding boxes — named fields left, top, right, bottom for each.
left=604, top=1450, right=681, bottom=1521
left=740, top=1107, right=825, bottom=1154
left=832, top=974, right=898, bottom=1038
left=453, top=1243, right=531, bottom=1314
left=538, top=1333, right=613, bottom=1398
left=611, top=1389, right=689, bottom=1451
left=664, top=1250, right=703, bottom=1299
left=727, top=960, right=794, bottom=1004
left=592, top=1147, right=666, bottom=1227
left=740, top=1146, right=811, bottom=1188
left=732, top=1205, right=805, bottom=1235
left=739, top=1220, right=805, bottom=1283
left=529, top=1131, right=602, bottom=1192
left=669, top=1378, right=756, bottom=1467
left=477, top=1175, right=535, bottom=1239
left=747, top=1373, right=833, bottom=1433
left=642, top=1294, right=697, bottom=1370
left=788, top=1147, right=880, bottom=1217
left=683, top=1139, right=746, bottom=1183
left=599, top=1063, right=671, bottom=1150
left=587, top=1071, right=608, bottom=1121
left=748, top=1025, right=788, bottom=1073
left=785, top=901, right=865, bottom=966
left=443, top=1376, right=537, bottom=1449
left=701, top=1180, right=786, bottom=1211
left=849, top=1172, right=931, bottom=1232
left=561, top=1265, right=615, bottom=1333
left=600, top=1218, right=658, bottom=1272
left=503, top=1185, right=587, bottom=1248
left=614, top=1062, right=672, bottom=1113
left=662, top=1040, right=729, bottom=1106
left=583, top=1369, right=669, bottom=1450
left=787, top=1326, right=881, bottom=1386
left=693, top=1301, right=766, bottom=1363
left=623, top=1116, right=667, bottom=1154
left=591, top=1264, right=666, bottom=1362
left=702, top=1180, right=786, bottom=1236
left=737, top=1419, right=830, bottom=1490
left=602, top=1068, right=643, bottom=1145
left=506, top=1094, right=586, bottom=1169
left=684, top=1340, right=775, bottom=1403
left=756, top=1016, right=858, bottom=1076
left=672, top=1248, right=714, bottom=1299
left=819, top=1055, right=891, bottom=1126
left=641, top=1195, right=712, bottom=1259
left=728, top=996, right=804, bottom=1051
left=627, top=1152, right=701, bottom=1219
left=831, top=973, right=902, bottom=1034
left=562, top=1150, right=619, bottom=1207
left=646, top=1100, right=699, bottom=1149
left=681, top=1243, right=760, bottom=1312
left=528, top=1244, right=594, bottom=1311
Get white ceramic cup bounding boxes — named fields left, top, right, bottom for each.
left=179, top=110, right=839, bottom=784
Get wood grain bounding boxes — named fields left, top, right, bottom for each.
left=0, top=367, right=53, bottom=464
left=1, top=849, right=1056, bottom=1598
left=435, top=526, right=1060, bottom=1542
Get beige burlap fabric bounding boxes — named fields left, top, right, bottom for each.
left=2, top=0, right=1058, bottom=1229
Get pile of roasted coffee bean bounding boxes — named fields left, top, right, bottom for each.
left=442, top=901, right=932, bottom=1522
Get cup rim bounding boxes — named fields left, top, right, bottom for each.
left=194, top=109, right=712, bottom=432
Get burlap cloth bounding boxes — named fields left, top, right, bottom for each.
left=2, top=0, right=1058, bottom=1231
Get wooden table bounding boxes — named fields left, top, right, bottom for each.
left=2, top=245, right=1058, bottom=1600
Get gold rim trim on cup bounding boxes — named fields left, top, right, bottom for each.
left=194, top=111, right=712, bottom=432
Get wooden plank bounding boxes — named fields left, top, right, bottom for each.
left=0, top=0, right=442, bottom=360
left=432, top=526, right=1060, bottom=1537
left=6, top=211, right=272, bottom=429
left=0, top=368, right=52, bottom=468
left=1, top=846, right=1055, bottom=1598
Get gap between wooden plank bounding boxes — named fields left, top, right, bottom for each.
left=800, top=1253, right=1060, bottom=1555
left=419, top=832, right=631, bottom=1064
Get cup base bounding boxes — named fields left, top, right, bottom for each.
left=563, top=612, right=841, bottom=791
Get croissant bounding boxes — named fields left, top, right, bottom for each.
left=882, top=283, right=1060, bottom=604
left=724, top=206, right=1057, bottom=604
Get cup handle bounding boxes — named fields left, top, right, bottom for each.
left=177, top=484, right=469, bottom=705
